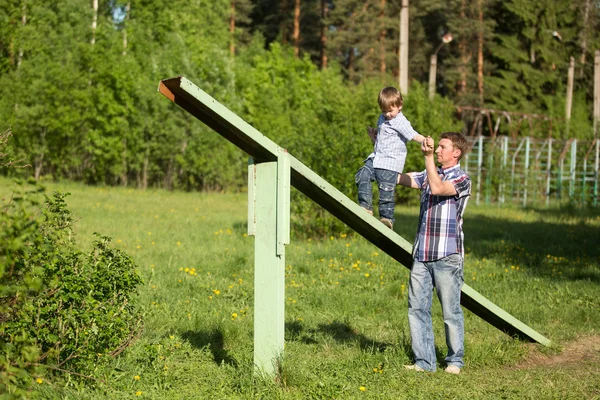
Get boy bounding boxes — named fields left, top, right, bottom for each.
left=355, top=86, right=425, bottom=229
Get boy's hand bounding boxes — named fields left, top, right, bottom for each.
left=367, top=126, right=377, bottom=143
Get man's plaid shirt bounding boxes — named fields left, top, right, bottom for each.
left=367, top=112, right=418, bottom=173
left=412, top=164, right=471, bottom=262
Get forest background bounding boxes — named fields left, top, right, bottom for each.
left=1, top=0, right=599, bottom=199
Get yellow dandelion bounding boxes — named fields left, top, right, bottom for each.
left=136, top=245, right=141, bottom=249
left=231, top=313, right=238, bottom=319
left=212, top=289, right=221, bottom=295
left=359, top=386, right=366, bottom=391
left=117, top=239, right=122, bottom=243
left=36, top=378, right=43, bottom=384
left=135, top=391, right=142, bottom=396
left=364, top=273, right=370, bottom=277
left=134, top=375, right=140, bottom=381
left=177, top=241, right=181, bottom=246
left=148, top=232, right=152, bottom=236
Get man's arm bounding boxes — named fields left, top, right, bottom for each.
left=397, top=172, right=419, bottom=188
left=422, top=138, right=458, bottom=196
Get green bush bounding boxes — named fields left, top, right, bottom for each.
left=0, top=183, right=143, bottom=398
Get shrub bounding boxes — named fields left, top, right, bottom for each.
left=0, top=183, right=143, bottom=398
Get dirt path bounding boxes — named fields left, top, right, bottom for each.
left=515, top=335, right=600, bottom=369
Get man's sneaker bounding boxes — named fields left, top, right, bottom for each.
left=404, top=364, right=425, bottom=372
left=445, top=365, right=461, bottom=375
left=361, top=207, right=373, bottom=216
left=380, top=218, right=393, bottom=229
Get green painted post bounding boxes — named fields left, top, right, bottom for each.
left=247, top=157, right=288, bottom=376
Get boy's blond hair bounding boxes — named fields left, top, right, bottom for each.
left=378, top=87, right=403, bottom=111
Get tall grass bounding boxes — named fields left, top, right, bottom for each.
left=1, top=177, right=599, bottom=399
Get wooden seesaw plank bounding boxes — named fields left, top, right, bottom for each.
left=158, top=76, right=551, bottom=347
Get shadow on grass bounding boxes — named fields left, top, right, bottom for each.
left=286, top=320, right=449, bottom=365
left=286, top=319, right=390, bottom=351
left=394, top=208, right=600, bottom=283
left=181, top=329, right=238, bottom=367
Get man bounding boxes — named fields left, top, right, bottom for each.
left=397, top=132, right=471, bottom=374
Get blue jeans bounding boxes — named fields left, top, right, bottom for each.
left=408, top=254, right=464, bottom=371
left=355, top=159, right=398, bottom=223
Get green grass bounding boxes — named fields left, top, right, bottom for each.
left=2, top=177, right=599, bottom=399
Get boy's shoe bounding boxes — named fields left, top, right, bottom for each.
left=361, top=207, right=373, bottom=216
left=444, top=365, right=461, bottom=375
left=380, top=218, right=393, bottom=229
left=403, top=364, right=425, bottom=372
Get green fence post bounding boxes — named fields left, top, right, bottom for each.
left=248, top=157, right=287, bottom=376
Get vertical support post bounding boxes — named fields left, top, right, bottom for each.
left=500, top=136, right=508, bottom=205
left=594, top=140, right=599, bottom=207
left=566, top=56, right=575, bottom=137
left=476, top=135, right=483, bottom=205
left=583, top=150, right=588, bottom=206
left=248, top=156, right=288, bottom=377
left=511, top=138, right=524, bottom=204
left=570, top=140, right=577, bottom=199
left=523, top=137, right=530, bottom=206
left=398, top=0, right=409, bottom=94
left=594, top=50, right=600, bottom=138
left=546, top=139, right=552, bottom=207
left=485, top=138, right=493, bottom=205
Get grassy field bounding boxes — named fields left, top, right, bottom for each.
left=2, top=177, right=599, bottom=399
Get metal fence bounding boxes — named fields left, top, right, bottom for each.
left=462, top=136, right=600, bottom=207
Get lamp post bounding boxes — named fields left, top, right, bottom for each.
left=428, top=33, right=453, bottom=100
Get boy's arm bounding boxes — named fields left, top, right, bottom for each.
left=412, top=133, right=426, bottom=143
left=395, top=113, right=423, bottom=143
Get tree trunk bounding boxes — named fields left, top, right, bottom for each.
left=580, top=0, right=590, bottom=78
left=280, top=0, right=288, bottom=44
left=457, top=0, right=470, bottom=98
left=477, top=0, right=484, bottom=105
left=91, top=0, right=98, bottom=46
left=122, top=2, right=130, bottom=56
left=319, top=0, right=328, bottom=69
left=379, top=0, right=386, bottom=73
left=229, top=1, right=236, bottom=56
left=293, top=0, right=300, bottom=57
left=17, top=3, right=27, bottom=68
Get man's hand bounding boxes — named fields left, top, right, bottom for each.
left=421, top=136, right=434, bottom=156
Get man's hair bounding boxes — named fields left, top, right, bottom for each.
left=440, top=132, right=468, bottom=161
left=378, top=87, right=403, bottom=111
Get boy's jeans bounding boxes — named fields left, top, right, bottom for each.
left=408, top=254, right=465, bottom=372
left=355, top=158, right=397, bottom=223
